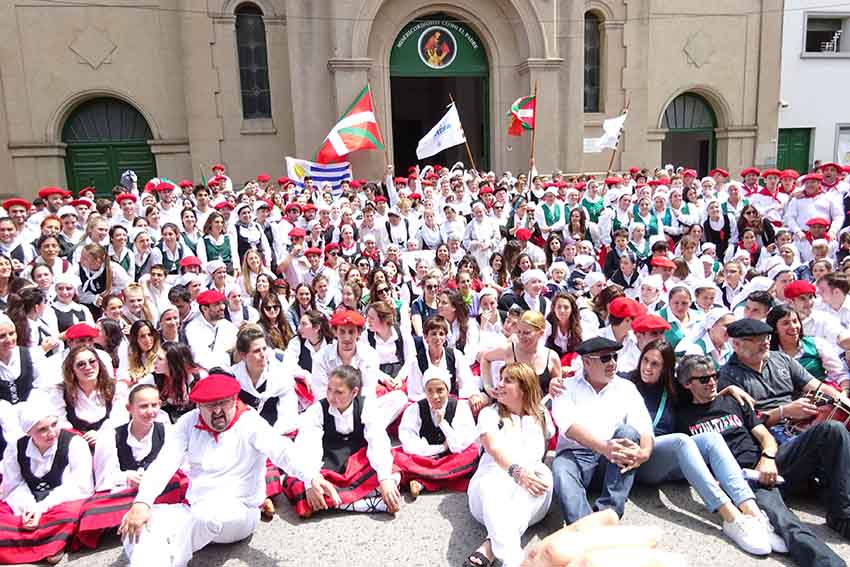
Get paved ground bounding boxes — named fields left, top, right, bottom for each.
left=44, top=484, right=849, bottom=567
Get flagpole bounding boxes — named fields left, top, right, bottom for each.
left=606, top=99, right=630, bottom=174
left=448, top=94, right=477, bottom=172
left=529, top=80, right=539, bottom=169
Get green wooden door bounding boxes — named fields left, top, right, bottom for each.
left=777, top=128, right=811, bottom=173
left=63, top=98, right=156, bottom=197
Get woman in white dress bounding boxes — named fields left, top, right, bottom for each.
left=465, top=362, right=555, bottom=567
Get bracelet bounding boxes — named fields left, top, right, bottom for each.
left=779, top=405, right=784, bottom=420
left=507, top=464, right=524, bottom=484
left=761, top=452, right=776, bottom=460
left=507, top=464, right=518, bottom=480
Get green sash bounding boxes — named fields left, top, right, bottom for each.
left=543, top=203, right=562, bottom=227
left=798, top=337, right=826, bottom=380
left=581, top=198, right=604, bottom=224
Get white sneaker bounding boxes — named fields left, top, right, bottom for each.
left=756, top=511, right=789, bottom=553
left=722, top=515, right=771, bottom=556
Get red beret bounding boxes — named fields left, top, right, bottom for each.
left=515, top=228, right=533, bottom=241
left=433, top=165, right=443, bottom=172
left=277, top=176, right=291, bottom=186
left=682, top=169, right=697, bottom=178
left=155, top=182, right=175, bottom=193
left=806, top=217, right=831, bottom=227
left=211, top=163, right=225, bottom=171
left=214, top=201, right=234, bottom=210
left=71, top=198, right=94, bottom=208
left=38, top=187, right=66, bottom=199
left=64, top=323, right=100, bottom=340
left=288, top=227, right=307, bottom=238
left=608, top=297, right=647, bottom=320
left=393, top=177, right=407, bottom=184
left=709, top=168, right=729, bottom=178
left=647, top=179, right=663, bottom=188
left=780, top=169, right=799, bottom=180
left=179, top=256, right=202, bottom=268
left=784, top=280, right=816, bottom=300
left=188, top=374, right=240, bottom=403
left=604, top=177, right=624, bottom=186
left=207, top=179, right=220, bottom=188
left=574, top=182, right=587, bottom=191
left=629, top=167, right=640, bottom=175
left=325, top=243, right=340, bottom=253
left=762, top=169, right=782, bottom=178
left=115, top=193, right=138, bottom=204
left=284, top=203, right=301, bottom=213
left=800, top=173, right=823, bottom=184
left=301, top=203, right=317, bottom=213
left=196, top=289, right=226, bottom=305
left=78, top=186, right=95, bottom=196
left=425, top=173, right=439, bottom=181
left=329, top=309, right=366, bottom=328
left=374, top=196, right=388, bottom=203
left=408, top=192, right=422, bottom=200
left=408, top=173, right=418, bottom=180
left=256, top=173, right=271, bottom=183
left=650, top=256, right=676, bottom=269
left=819, top=162, right=842, bottom=172
left=178, top=180, right=194, bottom=189
left=2, top=198, right=31, bottom=210
left=422, top=180, right=434, bottom=187
left=740, top=167, right=760, bottom=177
left=214, top=175, right=228, bottom=184
left=408, top=166, right=417, bottom=173
left=479, top=187, right=493, bottom=195
left=304, top=247, right=322, bottom=256
left=631, top=314, right=671, bottom=334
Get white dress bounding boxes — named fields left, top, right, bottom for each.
left=468, top=405, right=553, bottom=567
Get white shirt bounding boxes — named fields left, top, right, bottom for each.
left=2, top=433, right=93, bottom=514
left=552, top=372, right=653, bottom=453
left=815, top=297, right=850, bottom=331
left=93, top=416, right=172, bottom=491
left=311, top=343, right=382, bottom=399
left=230, top=359, right=299, bottom=434
left=184, top=316, right=238, bottom=370
left=292, top=398, right=394, bottom=485
left=803, top=310, right=847, bottom=345
left=359, top=327, right=415, bottom=380
left=406, top=346, right=479, bottom=402
left=473, top=405, right=551, bottom=478
left=398, top=399, right=477, bottom=457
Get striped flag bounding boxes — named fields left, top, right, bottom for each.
left=314, top=85, right=385, bottom=164
left=285, top=157, right=352, bottom=198
left=507, top=95, right=535, bottom=136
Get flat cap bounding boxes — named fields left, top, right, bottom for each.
left=575, top=337, right=623, bottom=355
left=726, top=318, right=772, bottom=338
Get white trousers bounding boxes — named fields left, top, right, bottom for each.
left=123, top=499, right=260, bottom=567
left=468, top=463, right=553, bottom=567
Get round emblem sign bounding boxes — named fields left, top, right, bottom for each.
left=418, top=26, right=457, bottom=70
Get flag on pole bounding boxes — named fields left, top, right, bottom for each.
left=416, top=103, right=467, bottom=160
left=286, top=157, right=352, bottom=198
left=314, top=85, right=385, bottom=164
left=507, top=95, right=536, bottom=136
left=583, top=110, right=628, bottom=153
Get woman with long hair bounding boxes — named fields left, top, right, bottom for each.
left=258, top=294, right=294, bottom=350
left=121, top=283, right=156, bottom=327
left=410, top=271, right=441, bottom=336
left=122, top=320, right=160, bottom=385
left=197, top=211, right=236, bottom=273
left=543, top=233, right=565, bottom=268
left=30, top=235, right=67, bottom=277
left=6, top=286, right=60, bottom=360
left=433, top=243, right=452, bottom=277
left=483, top=251, right=509, bottom=291
left=180, top=208, right=201, bottom=255
left=363, top=301, right=414, bottom=389
left=438, top=288, right=479, bottom=359
left=283, top=309, right=334, bottom=377
left=251, top=272, right=274, bottom=310
left=544, top=292, right=583, bottom=360
left=156, top=222, right=186, bottom=279
left=94, top=318, right=125, bottom=371
left=151, top=341, right=206, bottom=422
left=339, top=281, right=364, bottom=313
left=287, top=283, right=316, bottom=331
left=239, top=249, right=266, bottom=299
left=591, top=284, right=625, bottom=329
left=737, top=203, right=776, bottom=248
left=465, top=362, right=554, bottom=567
left=100, top=294, right=130, bottom=335
left=0, top=254, right=13, bottom=309
left=143, top=205, right=162, bottom=242
left=130, top=228, right=159, bottom=282
left=108, top=225, right=134, bottom=277
left=56, top=345, right=116, bottom=446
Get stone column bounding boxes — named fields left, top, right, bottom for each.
left=559, top=0, right=584, bottom=172
left=516, top=58, right=564, bottom=174
left=645, top=129, right=668, bottom=171
left=149, top=139, right=192, bottom=180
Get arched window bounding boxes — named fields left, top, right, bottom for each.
left=235, top=3, right=271, bottom=119
left=584, top=12, right=602, bottom=113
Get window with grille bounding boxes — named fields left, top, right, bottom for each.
left=236, top=4, right=272, bottom=119
left=805, top=15, right=849, bottom=53
left=584, top=12, right=602, bottom=113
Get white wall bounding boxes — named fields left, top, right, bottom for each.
left=779, top=0, right=850, bottom=163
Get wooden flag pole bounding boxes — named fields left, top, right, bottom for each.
left=529, top=80, right=539, bottom=168
left=369, top=82, right=390, bottom=169
left=606, top=99, right=630, bottom=175
left=449, top=93, right=477, bottom=172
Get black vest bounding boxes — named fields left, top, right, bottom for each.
left=417, top=398, right=457, bottom=445
left=413, top=337, right=458, bottom=395
left=367, top=327, right=404, bottom=377
left=80, top=266, right=109, bottom=296
left=385, top=218, right=410, bottom=245
left=53, top=305, right=89, bottom=334
left=115, top=422, right=165, bottom=471
left=66, top=396, right=112, bottom=432
left=320, top=397, right=366, bottom=474
left=238, top=379, right=279, bottom=426
left=298, top=337, right=313, bottom=372
left=703, top=213, right=732, bottom=258
left=17, top=430, right=73, bottom=502
left=235, top=223, right=264, bottom=263
left=0, top=347, right=34, bottom=405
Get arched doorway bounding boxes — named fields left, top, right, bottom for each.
left=389, top=14, right=489, bottom=171
left=660, top=93, right=716, bottom=176
left=63, top=97, right=157, bottom=196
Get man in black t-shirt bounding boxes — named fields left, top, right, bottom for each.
left=677, top=354, right=846, bottom=567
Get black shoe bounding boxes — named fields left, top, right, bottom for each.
left=826, top=515, right=850, bottom=540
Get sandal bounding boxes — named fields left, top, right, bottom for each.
left=463, top=550, right=493, bottom=567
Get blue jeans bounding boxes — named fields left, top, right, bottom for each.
left=552, top=424, right=641, bottom=523
left=636, top=432, right=754, bottom=512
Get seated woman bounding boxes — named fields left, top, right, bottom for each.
left=46, top=345, right=116, bottom=448
left=438, top=288, right=481, bottom=361
left=150, top=342, right=206, bottom=423
left=282, top=309, right=333, bottom=409
left=0, top=402, right=93, bottom=564
left=465, top=362, right=555, bottom=567
left=543, top=292, right=583, bottom=370
left=658, top=285, right=703, bottom=350
left=394, top=367, right=479, bottom=498
left=80, top=384, right=185, bottom=548
left=677, top=307, right=735, bottom=367
left=118, top=320, right=161, bottom=387
left=51, top=273, right=94, bottom=334
left=626, top=340, right=778, bottom=556
left=282, top=365, right=401, bottom=517
left=362, top=300, right=415, bottom=392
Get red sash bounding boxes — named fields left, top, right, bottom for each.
left=391, top=445, right=479, bottom=493
left=0, top=499, right=85, bottom=564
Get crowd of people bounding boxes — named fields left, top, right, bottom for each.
left=0, top=160, right=849, bottom=567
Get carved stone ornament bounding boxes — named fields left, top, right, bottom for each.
left=69, top=27, right=117, bottom=70
left=683, top=31, right=714, bottom=68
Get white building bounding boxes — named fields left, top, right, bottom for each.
left=778, top=0, right=850, bottom=172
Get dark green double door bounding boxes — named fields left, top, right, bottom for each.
left=65, top=141, right=157, bottom=197
left=777, top=128, right=811, bottom=173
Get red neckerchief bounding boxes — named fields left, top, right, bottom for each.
left=756, top=187, right=780, bottom=202
left=804, top=231, right=830, bottom=244
left=803, top=189, right=822, bottom=199
left=194, top=399, right=249, bottom=442
left=742, top=183, right=759, bottom=196
left=823, top=179, right=839, bottom=191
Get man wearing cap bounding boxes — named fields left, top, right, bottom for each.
left=678, top=354, right=847, bottom=566
left=119, top=373, right=301, bottom=567
left=27, top=187, right=67, bottom=229
left=717, top=319, right=850, bottom=543
left=785, top=280, right=850, bottom=351
left=786, top=173, right=843, bottom=240
left=154, top=183, right=182, bottom=227
left=184, top=290, right=238, bottom=370
left=603, top=297, right=644, bottom=373
left=631, top=314, right=671, bottom=352
left=551, top=337, right=654, bottom=523
left=797, top=217, right=836, bottom=264
left=2, top=198, right=36, bottom=242
left=749, top=169, right=787, bottom=226
left=819, top=162, right=849, bottom=193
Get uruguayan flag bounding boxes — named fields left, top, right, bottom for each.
left=285, top=157, right=352, bottom=197
left=416, top=103, right=467, bottom=160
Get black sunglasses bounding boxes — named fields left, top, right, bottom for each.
left=376, top=288, right=389, bottom=294
left=589, top=352, right=618, bottom=364
left=264, top=304, right=281, bottom=311
left=328, top=251, right=339, bottom=256
left=690, top=374, right=717, bottom=385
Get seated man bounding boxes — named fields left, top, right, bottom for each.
left=718, top=318, right=850, bottom=541
left=679, top=354, right=846, bottom=567
left=551, top=337, right=654, bottom=523
left=394, top=367, right=478, bottom=497
left=0, top=402, right=94, bottom=564
left=119, top=374, right=299, bottom=567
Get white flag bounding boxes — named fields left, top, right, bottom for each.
left=416, top=103, right=467, bottom=160
left=583, top=110, right=628, bottom=153
left=285, top=157, right=351, bottom=198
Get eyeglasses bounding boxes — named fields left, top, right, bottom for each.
left=376, top=288, right=389, bottom=294
left=328, top=251, right=339, bottom=256
left=75, top=358, right=98, bottom=369
left=358, top=262, right=370, bottom=268
left=690, top=373, right=717, bottom=385
left=494, top=206, right=504, bottom=210
left=425, top=284, right=440, bottom=290
left=263, top=305, right=281, bottom=311
left=588, top=352, right=618, bottom=364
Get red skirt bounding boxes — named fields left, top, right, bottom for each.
left=0, top=499, right=85, bottom=564
left=280, top=447, right=381, bottom=518
left=392, top=445, right=479, bottom=492
left=265, top=459, right=283, bottom=498
left=74, top=472, right=188, bottom=549
left=294, top=378, right=315, bottom=412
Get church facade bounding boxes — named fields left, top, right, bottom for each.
left=0, top=0, right=782, bottom=198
